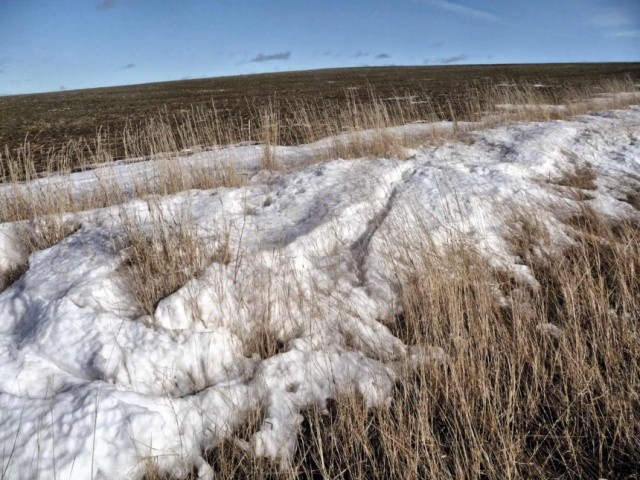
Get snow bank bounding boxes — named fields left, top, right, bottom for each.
left=1, top=107, right=639, bottom=479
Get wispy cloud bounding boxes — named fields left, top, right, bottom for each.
left=121, top=63, right=135, bottom=69
left=354, top=51, right=369, bottom=58
left=590, top=8, right=632, bottom=27
left=608, top=30, right=640, bottom=38
left=419, top=0, right=500, bottom=22
left=375, top=53, right=391, bottom=59
left=431, top=42, right=443, bottom=47
left=98, top=0, right=115, bottom=10
left=59, top=86, right=67, bottom=91
left=0, top=69, right=4, bottom=74
left=438, top=53, right=469, bottom=64
left=251, top=51, right=291, bottom=62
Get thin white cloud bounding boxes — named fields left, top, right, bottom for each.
left=419, top=0, right=500, bottom=22
left=251, top=51, right=291, bottom=62
left=608, top=30, right=640, bottom=38
left=590, top=8, right=631, bottom=27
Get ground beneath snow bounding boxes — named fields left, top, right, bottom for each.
left=1, top=107, right=639, bottom=479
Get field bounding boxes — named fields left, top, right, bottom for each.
left=1, top=65, right=640, bottom=480
left=2, top=63, right=639, bottom=167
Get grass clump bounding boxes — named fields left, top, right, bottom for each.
left=550, top=162, right=598, bottom=192
left=0, top=159, right=244, bottom=225
left=118, top=203, right=211, bottom=316
left=0, top=215, right=80, bottom=291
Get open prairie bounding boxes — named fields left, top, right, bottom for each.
left=2, top=63, right=639, bottom=163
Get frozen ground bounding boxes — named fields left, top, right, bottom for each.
left=1, top=107, right=639, bottom=479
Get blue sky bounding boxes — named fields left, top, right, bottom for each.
left=0, top=0, right=638, bottom=95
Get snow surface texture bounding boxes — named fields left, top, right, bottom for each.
left=1, top=107, right=639, bottom=479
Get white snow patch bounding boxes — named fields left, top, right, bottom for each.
left=495, top=103, right=567, bottom=113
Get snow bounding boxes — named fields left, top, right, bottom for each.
left=495, top=103, right=567, bottom=112
left=1, top=106, right=640, bottom=479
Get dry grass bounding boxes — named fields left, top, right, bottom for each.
left=0, top=156, right=244, bottom=225
left=117, top=203, right=211, bottom=317
left=260, top=103, right=280, bottom=171
left=2, top=77, right=638, bottom=184
left=545, top=163, right=598, bottom=201
left=4, top=64, right=639, bottom=168
left=626, top=191, right=640, bottom=210
left=0, top=215, right=80, bottom=291
left=371, top=208, right=638, bottom=479
left=0, top=263, right=27, bottom=292
left=327, top=128, right=410, bottom=161
left=242, top=321, right=286, bottom=360
left=306, top=211, right=637, bottom=479
left=621, top=177, right=640, bottom=210
left=155, top=205, right=639, bottom=479
left=19, top=216, right=80, bottom=257
left=550, top=162, right=598, bottom=191
left=0, top=177, right=124, bottom=224
left=132, top=158, right=246, bottom=197
left=204, top=408, right=283, bottom=480
left=0, top=78, right=637, bottom=228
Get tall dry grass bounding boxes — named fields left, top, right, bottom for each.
left=117, top=202, right=213, bottom=317
left=0, top=78, right=636, bottom=234
left=2, top=78, right=638, bottom=184
left=0, top=156, right=244, bottom=224
left=167, top=205, right=637, bottom=480
left=2, top=78, right=637, bottom=230
left=0, top=215, right=80, bottom=291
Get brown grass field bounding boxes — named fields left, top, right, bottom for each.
left=2, top=63, right=639, bottom=164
